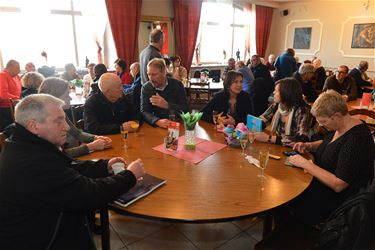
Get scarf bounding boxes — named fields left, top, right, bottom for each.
left=270, top=104, right=295, bottom=136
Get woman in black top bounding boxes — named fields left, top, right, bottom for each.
left=289, top=90, right=374, bottom=225
left=201, top=70, right=251, bottom=125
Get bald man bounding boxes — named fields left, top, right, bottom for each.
left=84, top=73, right=141, bottom=135
left=0, top=59, right=21, bottom=130
left=124, top=62, right=142, bottom=111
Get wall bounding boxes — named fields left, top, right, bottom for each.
left=266, top=0, right=375, bottom=76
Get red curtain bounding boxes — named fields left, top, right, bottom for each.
left=255, top=5, right=273, bottom=58
left=173, top=0, right=203, bottom=74
left=105, top=0, right=142, bottom=69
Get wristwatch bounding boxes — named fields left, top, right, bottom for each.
left=267, top=134, right=272, bottom=144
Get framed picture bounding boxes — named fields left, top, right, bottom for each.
left=293, top=27, right=312, bottom=49
left=351, top=23, right=375, bottom=48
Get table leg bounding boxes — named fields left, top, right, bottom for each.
left=262, top=214, right=273, bottom=238
left=100, top=207, right=110, bottom=250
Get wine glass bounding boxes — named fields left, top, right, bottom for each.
left=248, top=127, right=256, bottom=144
left=212, top=110, right=219, bottom=130
left=258, top=149, right=269, bottom=180
left=239, top=133, right=248, bottom=156
left=120, top=125, right=129, bottom=149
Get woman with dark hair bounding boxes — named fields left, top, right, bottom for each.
left=170, top=56, right=187, bottom=81
left=114, top=58, right=132, bottom=85
left=201, top=70, right=252, bottom=125
left=255, top=77, right=315, bottom=145
left=38, top=77, right=112, bottom=158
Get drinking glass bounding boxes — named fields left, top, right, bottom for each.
left=248, top=127, right=256, bottom=144
left=258, top=149, right=269, bottom=180
left=130, top=121, right=140, bottom=136
left=120, top=125, right=129, bottom=149
left=239, top=133, right=248, bottom=156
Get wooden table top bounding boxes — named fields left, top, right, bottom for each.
left=80, top=121, right=312, bottom=223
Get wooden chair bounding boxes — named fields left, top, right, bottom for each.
left=349, top=108, right=375, bottom=133
left=70, top=105, right=84, bottom=130
left=8, top=98, right=20, bottom=122
left=188, top=80, right=211, bottom=107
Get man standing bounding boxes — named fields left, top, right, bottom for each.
left=0, top=59, right=21, bottom=130
left=84, top=73, right=141, bottom=135
left=323, top=65, right=357, bottom=101
left=141, top=58, right=188, bottom=128
left=274, top=48, right=297, bottom=81
left=292, top=63, right=318, bottom=102
left=0, top=94, right=145, bottom=249
left=139, top=29, right=164, bottom=85
left=235, top=60, right=254, bottom=93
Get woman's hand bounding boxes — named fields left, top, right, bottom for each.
left=255, top=132, right=270, bottom=143
left=220, top=114, right=236, bottom=125
left=288, top=155, right=312, bottom=169
left=292, top=142, right=310, bottom=153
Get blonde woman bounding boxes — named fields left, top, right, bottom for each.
left=21, top=72, right=44, bottom=97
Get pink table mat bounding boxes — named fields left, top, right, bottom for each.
left=152, top=136, right=227, bottom=164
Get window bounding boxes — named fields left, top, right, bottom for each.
left=0, top=0, right=113, bottom=69
left=194, top=1, right=252, bottom=64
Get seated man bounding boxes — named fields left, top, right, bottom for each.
left=141, top=58, right=188, bottom=128
left=292, top=63, right=318, bottom=102
left=235, top=60, right=254, bottom=93
left=222, top=58, right=236, bottom=80
left=0, top=94, right=145, bottom=249
left=124, top=62, right=142, bottom=111
left=323, top=65, right=357, bottom=101
left=84, top=73, right=141, bottom=135
left=349, top=60, right=374, bottom=97
left=312, top=58, right=327, bottom=91
left=250, top=54, right=273, bottom=84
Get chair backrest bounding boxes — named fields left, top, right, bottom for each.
left=209, top=69, right=221, bottom=79
left=349, top=109, right=375, bottom=132
left=193, top=71, right=201, bottom=78
left=8, top=99, right=20, bottom=122
left=0, top=132, right=6, bottom=152
left=70, top=105, right=84, bottom=129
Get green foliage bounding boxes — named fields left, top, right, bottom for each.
left=70, top=79, right=84, bottom=88
left=180, top=111, right=203, bottom=130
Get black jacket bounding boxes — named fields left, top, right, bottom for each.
left=201, top=90, right=252, bottom=124
left=0, top=124, right=136, bottom=250
left=293, top=72, right=318, bottom=103
left=249, top=78, right=274, bottom=117
left=84, top=91, right=141, bottom=135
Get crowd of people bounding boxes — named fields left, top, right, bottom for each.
left=0, top=27, right=374, bottom=249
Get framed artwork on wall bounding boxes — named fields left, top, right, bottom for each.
left=293, top=27, right=312, bottom=49
left=351, top=23, right=375, bottom=49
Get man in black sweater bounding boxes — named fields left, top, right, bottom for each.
left=0, top=94, right=145, bottom=250
left=141, top=58, right=188, bottom=128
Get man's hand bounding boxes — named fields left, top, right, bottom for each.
left=149, top=93, right=168, bottom=109
left=121, top=121, right=138, bottom=132
left=94, top=135, right=112, bottom=148
left=155, top=119, right=171, bottom=129
left=87, top=139, right=107, bottom=151
left=107, top=157, right=127, bottom=174
left=126, top=158, right=146, bottom=180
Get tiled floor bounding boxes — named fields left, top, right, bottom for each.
left=93, top=211, right=263, bottom=250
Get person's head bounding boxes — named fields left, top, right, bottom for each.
left=335, top=65, right=349, bottom=83
left=358, top=61, right=369, bottom=73
left=129, top=62, right=140, bottom=78
left=286, top=48, right=295, bottom=57
left=223, top=70, right=243, bottom=96
left=235, top=60, right=245, bottom=70
left=114, top=58, right=126, bottom=73
left=298, top=63, right=315, bottom=81
left=22, top=72, right=44, bottom=89
left=227, top=58, right=236, bottom=69
left=274, top=77, right=304, bottom=109
left=38, top=77, right=71, bottom=108
left=38, top=65, right=56, bottom=78
left=5, top=60, right=20, bottom=77
left=147, top=58, right=167, bottom=89
left=93, top=63, right=107, bottom=80
left=64, top=63, right=76, bottom=77
left=170, top=56, right=182, bottom=67
left=250, top=54, right=261, bottom=68
left=150, top=28, right=164, bottom=50
left=98, top=73, right=123, bottom=103
left=15, top=94, right=69, bottom=146
left=311, top=90, right=348, bottom=131
left=25, top=62, right=36, bottom=72
left=87, top=62, right=96, bottom=77
left=312, top=58, right=321, bottom=68
left=268, top=54, right=275, bottom=64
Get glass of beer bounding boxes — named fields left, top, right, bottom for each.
left=120, top=125, right=129, bottom=149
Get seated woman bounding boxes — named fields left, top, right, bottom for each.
left=255, top=77, right=315, bottom=146
left=38, top=77, right=112, bottom=158
left=201, top=70, right=251, bottom=125
left=170, top=56, right=187, bottom=81
left=288, top=90, right=374, bottom=225
left=114, top=58, right=132, bottom=85
left=21, top=72, right=44, bottom=98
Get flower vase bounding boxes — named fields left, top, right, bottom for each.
left=184, top=124, right=196, bottom=150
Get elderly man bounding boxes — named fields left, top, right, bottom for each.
left=84, top=73, right=141, bottom=135
left=323, top=65, right=357, bottom=102
left=141, top=58, right=188, bottom=128
left=140, top=29, right=164, bottom=85
left=124, top=62, right=142, bottom=111
left=25, top=62, right=36, bottom=72
left=293, top=63, right=318, bottom=102
left=235, top=60, right=254, bottom=93
left=0, top=59, right=21, bottom=130
left=250, top=54, right=273, bottom=83
left=349, top=61, right=374, bottom=97
left=265, top=54, right=276, bottom=71
left=222, top=58, right=236, bottom=80
left=0, top=94, right=145, bottom=250
left=274, top=48, right=297, bottom=81
left=312, top=58, right=327, bottom=90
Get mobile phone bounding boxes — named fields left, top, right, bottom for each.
left=283, top=150, right=298, bottom=156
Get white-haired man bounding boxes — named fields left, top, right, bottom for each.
left=0, top=94, right=145, bottom=249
